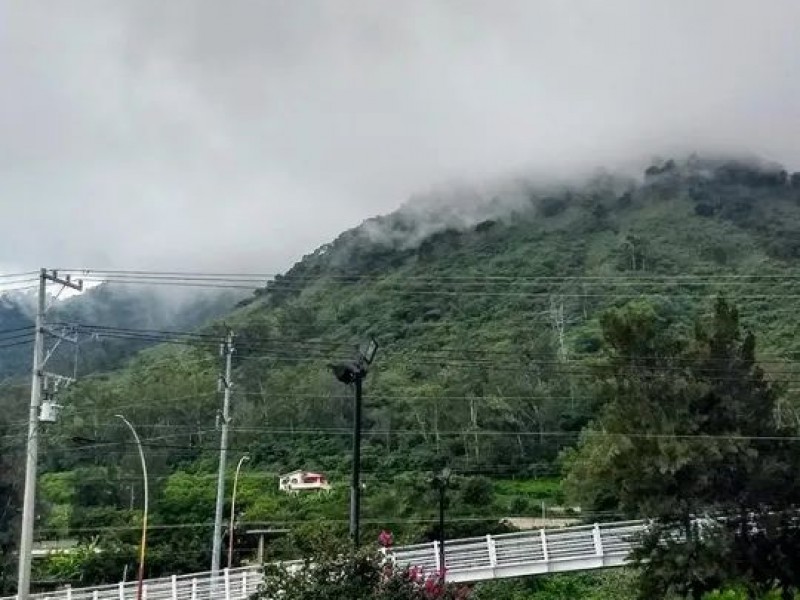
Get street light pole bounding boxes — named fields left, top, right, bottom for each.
left=350, top=373, right=363, bottom=546
left=227, top=454, right=249, bottom=569
left=329, top=337, right=378, bottom=548
left=115, top=415, right=148, bottom=600
left=433, top=468, right=451, bottom=581
left=439, top=485, right=445, bottom=574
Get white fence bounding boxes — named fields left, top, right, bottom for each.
left=5, top=567, right=262, bottom=600
left=3, top=520, right=645, bottom=599
left=388, top=520, right=644, bottom=582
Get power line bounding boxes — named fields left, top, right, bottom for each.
left=54, top=322, right=800, bottom=363
left=0, top=326, right=35, bottom=336
left=44, top=268, right=800, bottom=298
left=59, top=279, right=800, bottom=298
left=31, top=514, right=591, bottom=536
left=42, top=427, right=800, bottom=446
left=0, top=284, right=39, bottom=294
left=56, top=268, right=800, bottom=283
left=0, top=338, right=34, bottom=350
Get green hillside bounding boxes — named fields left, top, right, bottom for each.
left=0, top=284, right=242, bottom=378
left=4, top=155, right=800, bottom=591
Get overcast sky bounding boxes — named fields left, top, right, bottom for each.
left=1, top=0, right=799, bottom=274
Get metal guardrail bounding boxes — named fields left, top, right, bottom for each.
left=2, top=520, right=646, bottom=598
left=3, top=567, right=262, bottom=600
left=389, top=520, right=645, bottom=582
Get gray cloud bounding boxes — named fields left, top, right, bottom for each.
left=1, top=0, right=799, bottom=273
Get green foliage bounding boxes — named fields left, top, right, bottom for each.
left=494, top=479, right=561, bottom=501
left=459, top=477, right=494, bottom=507
left=40, top=472, right=77, bottom=504
left=471, top=570, right=639, bottom=600
left=565, top=298, right=800, bottom=599
left=0, top=415, right=21, bottom=594
left=37, top=539, right=127, bottom=586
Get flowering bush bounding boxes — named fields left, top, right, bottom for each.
left=254, top=533, right=469, bottom=600
left=378, top=530, right=394, bottom=548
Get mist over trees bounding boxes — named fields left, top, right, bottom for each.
left=4, top=156, right=800, bottom=597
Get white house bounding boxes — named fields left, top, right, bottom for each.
left=279, top=470, right=331, bottom=493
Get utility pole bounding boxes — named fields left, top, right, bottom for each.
left=17, top=269, right=82, bottom=600
left=211, top=330, right=234, bottom=579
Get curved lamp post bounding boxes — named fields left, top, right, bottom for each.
left=115, top=415, right=148, bottom=600
left=227, top=454, right=250, bottom=569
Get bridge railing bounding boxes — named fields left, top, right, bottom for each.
left=389, top=520, right=645, bottom=581
left=5, top=567, right=262, bottom=600
left=3, top=520, right=647, bottom=598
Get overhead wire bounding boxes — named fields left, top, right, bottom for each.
left=54, top=268, right=800, bottom=282
left=49, top=321, right=800, bottom=363
left=32, top=426, right=800, bottom=447
left=10, top=270, right=800, bottom=520
left=51, top=328, right=793, bottom=366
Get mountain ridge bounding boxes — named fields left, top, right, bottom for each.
left=5, top=154, right=800, bottom=584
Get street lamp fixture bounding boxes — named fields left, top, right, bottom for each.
left=361, top=338, right=378, bottom=365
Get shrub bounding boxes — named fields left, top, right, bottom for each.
left=254, top=540, right=469, bottom=600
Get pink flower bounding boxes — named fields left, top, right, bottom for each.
left=423, top=577, right=442, bottom=598
left=378, top=529, right=394, bottom=548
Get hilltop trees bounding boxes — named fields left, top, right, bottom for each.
left=0, top=417, right=21, bottom=595
left=565, top=298, right=800, bottom=599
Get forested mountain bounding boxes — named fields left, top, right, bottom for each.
left=0, top=284, right=242, bottom=377
left=4, top=155, right=800, bottom=594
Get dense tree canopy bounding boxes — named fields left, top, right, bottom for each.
left=565, top=298, right=800, bottom=599
left=0, top=417, right=20, bottom=595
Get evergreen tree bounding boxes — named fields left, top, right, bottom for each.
left=565, top=298, right=800, bottom=599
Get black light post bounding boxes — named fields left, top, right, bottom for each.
left=329, top=337, right=378, bottom=547
left=433, top=467, right=451, bottom=579
left=347, top=372, right=364, bottom=547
